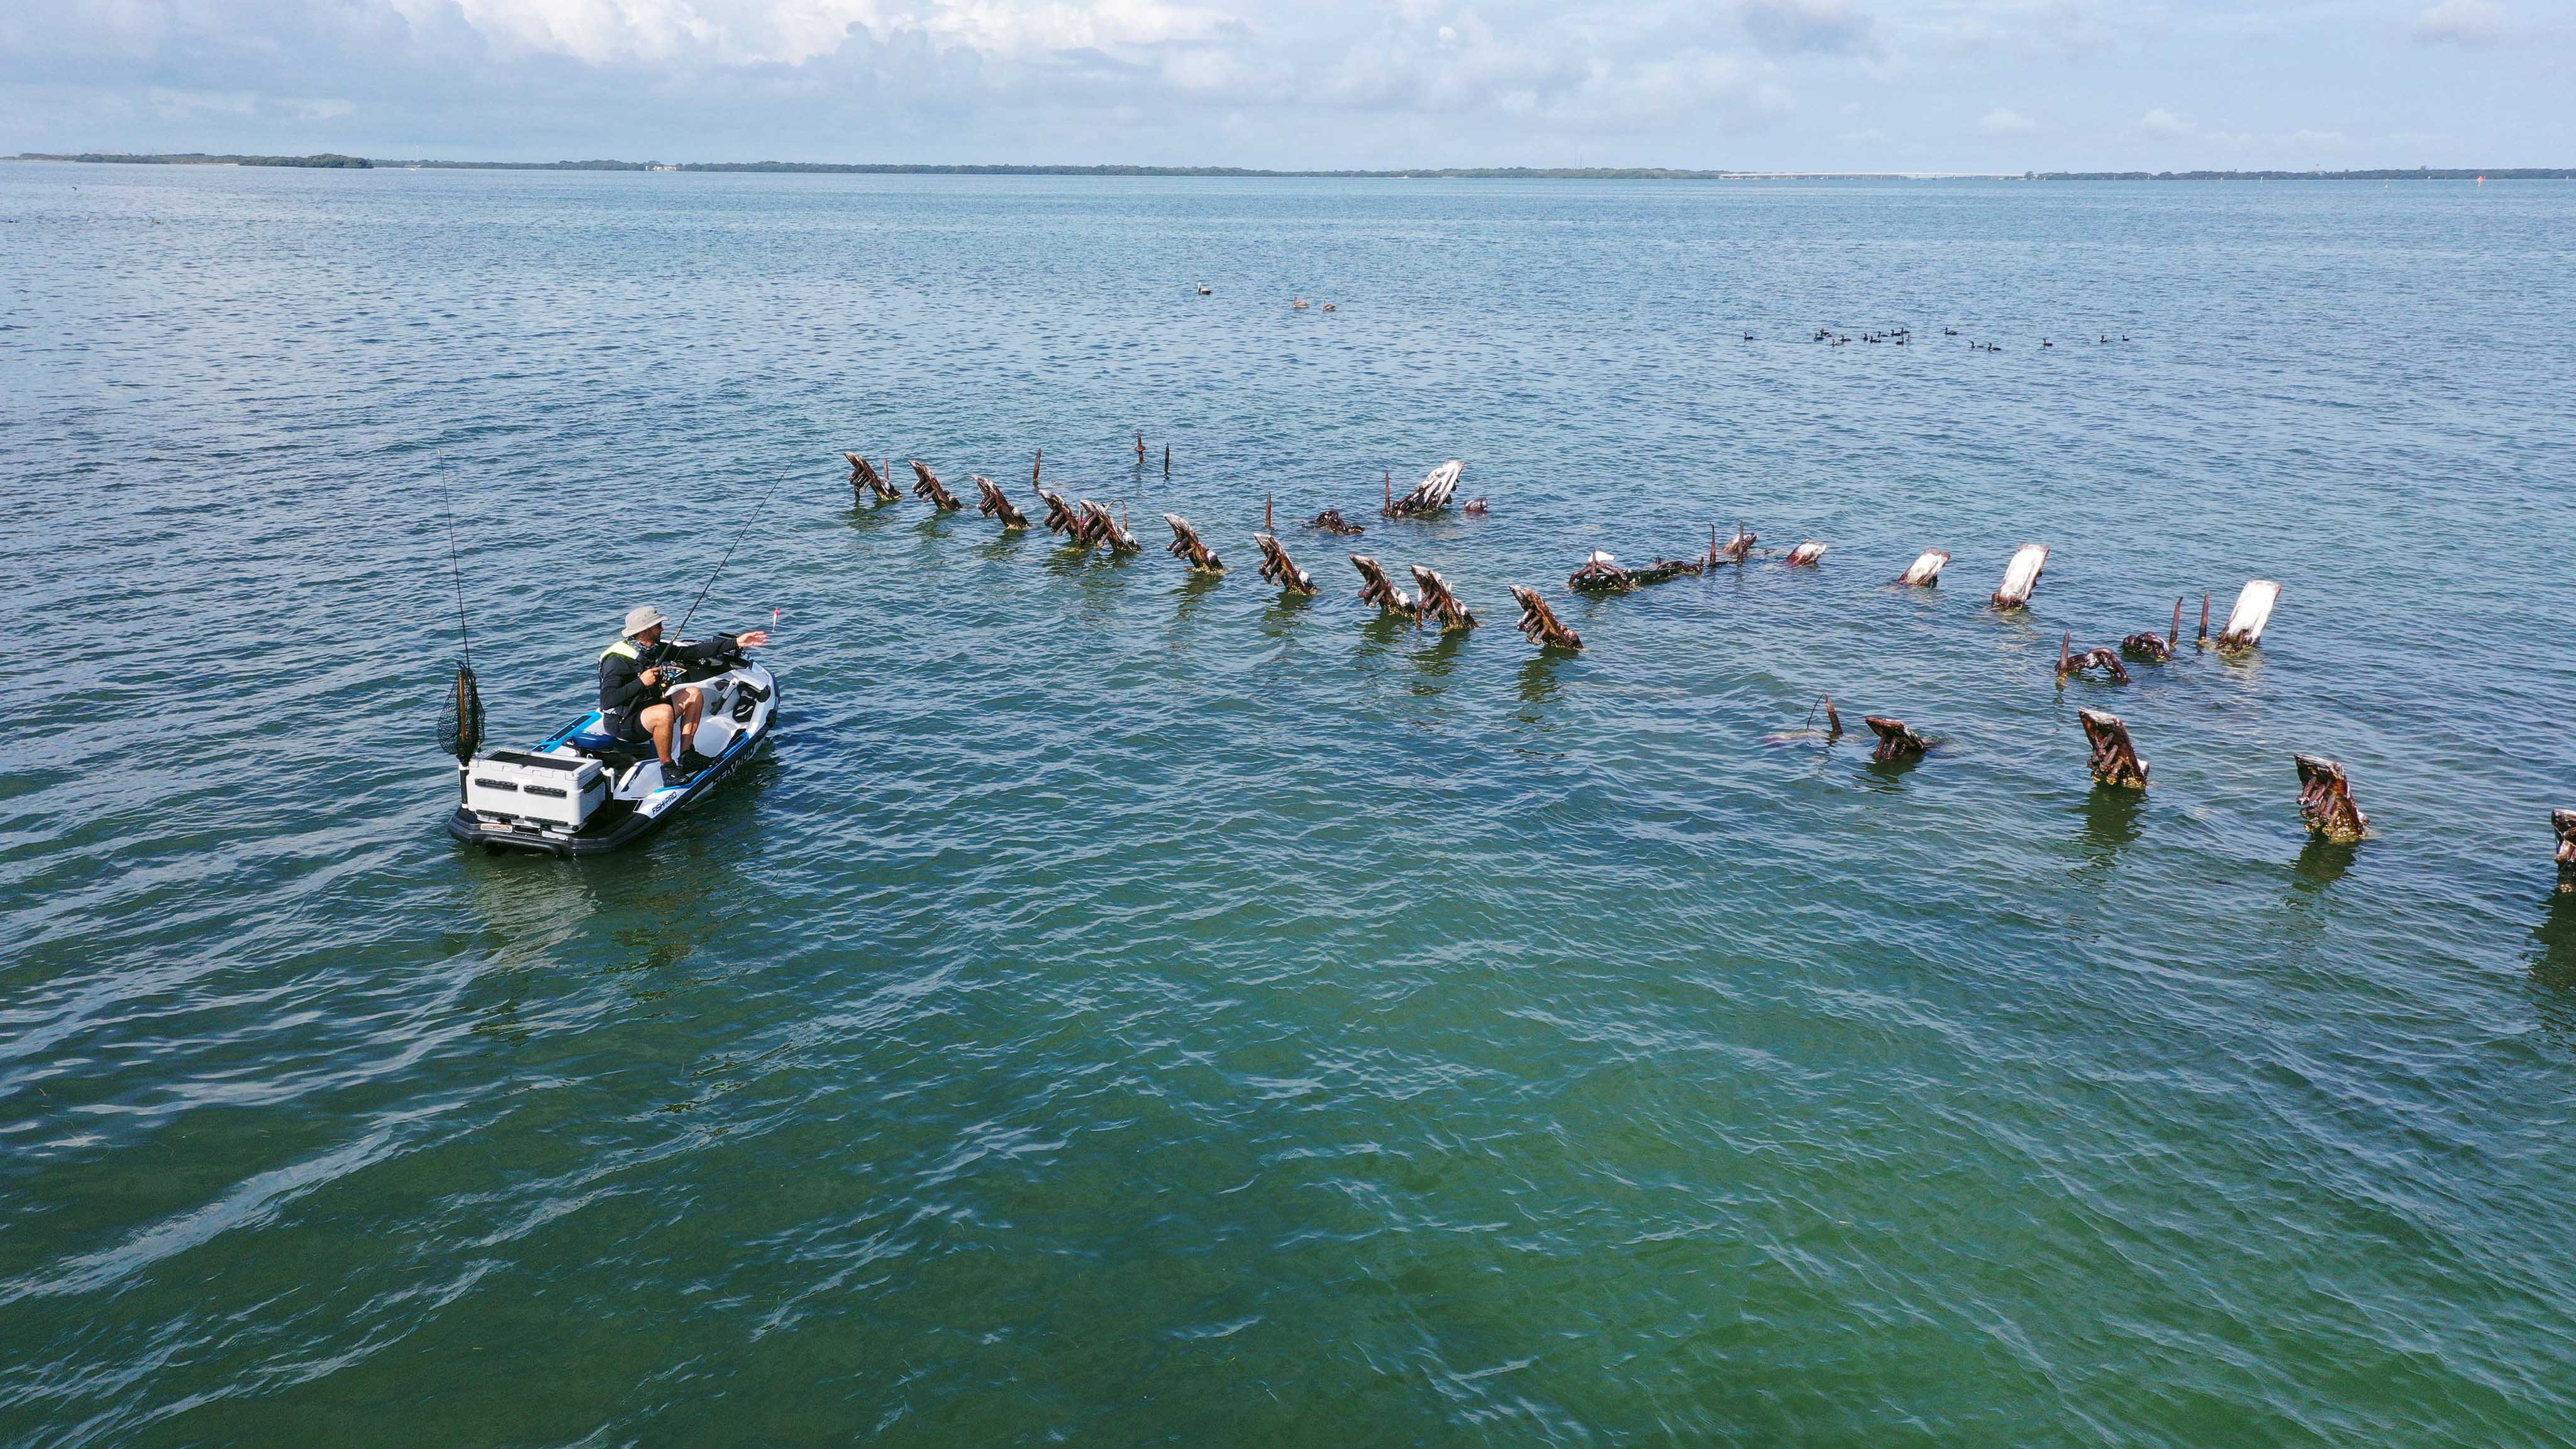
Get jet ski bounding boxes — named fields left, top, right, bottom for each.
left=446, top=633, right=777, bottom=857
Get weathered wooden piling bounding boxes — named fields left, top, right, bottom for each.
left=1714, top=526, right=1757, bottom=567
left=1384, top=461, right=1465, bottom=519
left=1510, top=586, right=1582, bottom=650
left=1035, top=486, right=1080, bottom=536
left=2218, top=580, right=2282, bottom=651
left=1820, top=696, right=1843, bottom=739
left=1351, top=555, right=1413, bottom=613
left=1080, top=500, right=1141, bottom=554
left=1163, top=513, right=1225, bottom=573
left=973, top=475, right=1030, bottom=528
left=2296, top=755, right=2367, bottom=841
left=908, top=460, right=963, bottom=511
left=2555, top=810, right=2576, bottom=890
left=1409, top=566, right=1477, bottom=631
left=844, top=452, right=900, bottom=504
left=2057, top=631, right=2132, bottom=685
left=2196, top=591, right=2211, bottom=646
left=1992, top=543, right=2049, bottom=611
left=2079, top=709, right=2148, bottom=788
left=1898, top=549, right=1951, bottom=586
left=1865, top=716, right=1928, bottom=762
left=2123, top=599, right=2183, bottom=662
left=1254, top=533, right=1316, bottom=594
left=1785, top=540, right=1828, bottom=567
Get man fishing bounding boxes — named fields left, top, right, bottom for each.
left=599, top=605, right=770, bottom=784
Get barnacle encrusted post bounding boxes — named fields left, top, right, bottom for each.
left=1992, top=543, right=2049, bottom=611
left=1163, top=513, right=1225, bottom=573
left=1384, top=460, right=1464, bottom=519
left=2554, top=810, right=2576, bottom=891
left=1509, top=586, right=1582, bottom=651
left=974, top=475, right=1030, bottom=528
left=1255, top=533, right=1316, bottom=594
left=2079, top=709, right=2148, bottom=788
left=2218, top=580, right=2283, bottom=652
left=2296, top=755, right=2368, bottom=841
left=908, top=460, right=963, bottom=511
left=844, top=452, right=900, bottom=504
left=1351, top=555, right=1413, bottom=613
left=1865, top=716, right=1928, bottom=762
left=1079, top=499, right=1140, bottom=554
left=1785, top=540, right=1828, bottom=567
left=1409, top=566, right=1477, bottom=631
left=1036, top=486, right=1080, bottom=536
left=1568, top=550, right=1635, bottom=594
left=1898, top=549, right=1950, bottom=586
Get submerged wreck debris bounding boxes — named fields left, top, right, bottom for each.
left=1350, top=555, right=1413, bottom=614
left=1035, top=485, right=1081, bottom=536
left=844, top=452, right=900, bottom=504
left=2218, top=580, right=2283, bottom=652
left=2057, top=631, right=2133, bottom=685
left=973, top=475, right=1030, bottom=528
left=908, top=460, right=963, bottom=511
left=2123, top=599, right=2184, bottom=662
left=1865, top=715, right=1928, bottom=762
left=1163, top=513, right=1225, bottom=574
left=1818, top=695, right=1843, bottom=739
left=1762, top=695, right=1843, bottom=746
left=2079, top=708, right=2149, bottom=788
left=1509, top=586, right=1582, bottom=651
left=1568, top=550, right=1635, bottom=594
left=2554, top=809, right=2576, bottom=890
left=2296, top=755, right=2368, bottom=841
left=1714, top=526, right=1758, bottom=567
left=1463, top=498, right=1491, bottom=516
left=1785, top=540, right=1828, bottom=567
left=1992, top=543, right=2050, bottom=611
left=2196, top=591, right=2212, bottom=647
left=1897, top=548, right=1951, bottom=586
left=1384, top=460, right=1465, bottom=519
left=1409, top=566, right=1478, bottom=631
left=1254, top=533, right=1316, bottom=594
left=1305, top=508, right=1366, bottom=536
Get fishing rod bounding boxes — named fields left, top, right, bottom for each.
left=438, top=455, right=473, bottom=669
left=672, top=465, right=792, bottom=641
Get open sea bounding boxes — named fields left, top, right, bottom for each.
left=4, top=162, right=2575, bottom=1446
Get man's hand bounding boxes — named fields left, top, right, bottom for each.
left=735, top=630, right=770, bottom=649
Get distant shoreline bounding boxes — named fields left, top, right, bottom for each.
left=11, top=153, right=2572, bottom=182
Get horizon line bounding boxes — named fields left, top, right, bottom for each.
left=13, top=153, right=2573, bottom=182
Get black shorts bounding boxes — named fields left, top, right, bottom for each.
left=601, top=707, right=653, bottom=743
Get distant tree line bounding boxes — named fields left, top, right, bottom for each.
left=14, top=152, right=370, bottom=168
left=2028, top=169, right=2574, bottom=180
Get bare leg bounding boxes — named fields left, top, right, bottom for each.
left=639, top=702, right=677, bottom=764
left=672, top=687, right=707, bottom=758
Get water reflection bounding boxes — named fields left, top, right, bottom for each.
left=2290, top=835, right=2358, bottom=892
left=2526, top=891, right=2576, bottom=1053
left=2078, top=785, right=2146, bottom=869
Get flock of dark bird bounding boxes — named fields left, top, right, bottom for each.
left=840, top=448, right=2576, bottom=883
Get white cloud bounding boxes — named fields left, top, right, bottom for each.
left=1736, top=0, right=1880, bottom=57
left=1979, top=106, right=2035, bottom=135
left=2412, top=0, right=2505, bottom=47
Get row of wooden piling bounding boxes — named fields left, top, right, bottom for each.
left=843, top=451, right=2569, bottom=874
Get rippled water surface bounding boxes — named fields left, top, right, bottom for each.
left=6, top=164, right=2576, bottom=1446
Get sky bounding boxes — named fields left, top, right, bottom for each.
left=1, top=1, right=2567, bottom=170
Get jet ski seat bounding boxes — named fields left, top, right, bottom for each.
left=564, top=716, right=650, bottom=766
